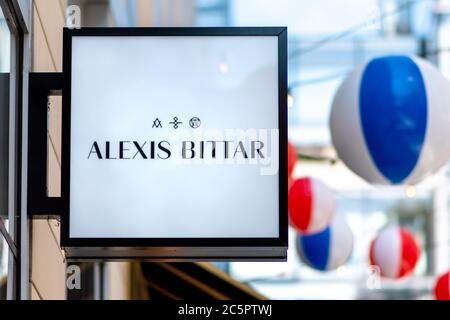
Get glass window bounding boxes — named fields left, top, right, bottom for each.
left=195, top=0, right=230, bottom=26
left=0, top=2, right=22, bottom=300
left=0, top=7, right=9, bottom=71
left=0, top=3, right=10, bottom=222
left=0, top=234, right=9, bottom=300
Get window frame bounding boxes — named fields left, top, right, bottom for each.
left=0, top=0, right=26, bottom=300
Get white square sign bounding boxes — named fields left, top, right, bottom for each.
left=61, top=28, right=287, bottom=260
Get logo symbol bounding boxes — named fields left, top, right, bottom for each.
left=189, top=117, right=201, bottom=129
left=169, top=117, right=182, bottom=129
left=152, top=118, right=162, bottom=128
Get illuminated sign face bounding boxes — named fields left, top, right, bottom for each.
left=61, top=28, right=288, bottom=260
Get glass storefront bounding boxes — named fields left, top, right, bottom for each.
left=0, top=0, right=23, bottom=299
left=0, top=4, right=11, bottom=300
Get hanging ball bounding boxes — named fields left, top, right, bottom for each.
left=330, top=55, right=450, bottom=185
left=296, top=215, right=353, bottom=271
left=288, top=140, right=297, bottom=177
left=288, top=177, right=294, bottom=191
left=369, top=226, right=420, bottom=279
left=288, top=177, right=335, bottom=234
left=434, top=271, right=450, bottom=300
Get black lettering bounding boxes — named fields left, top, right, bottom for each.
left=150, top=141, right=155, bottom=159
left=234, top=141, right=248, bottom=158
left=88, top=141, right=102, bottom=159
left=252, top=140, right=265, bottom=159
left=158, top=141, right=171, bottom=159
left=133, top=141, right=147, bottom=159
left=182, top=141, right=195, bottom=159
left=207, top=141, right=216, bottom=159
left=223, top=141, right=232, bottom=159
left=200, top=141, right=204, bottom=159
left=119, top=141, right=131, bottom=159
left=106, top=141, right=116, bottom=159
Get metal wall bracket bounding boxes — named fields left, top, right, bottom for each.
left=28, top=72, right=63, bottom=219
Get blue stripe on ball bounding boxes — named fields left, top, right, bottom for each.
left=359, top=56, right=427, bottom=183
left=300, top=227, right=331, bottom=271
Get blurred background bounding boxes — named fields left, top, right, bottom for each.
left=2, top=0, right=450, bottom=300
left=67, top=0, right=450, bottom=300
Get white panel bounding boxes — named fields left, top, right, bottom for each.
left=70, top=36, right=279, bottom=238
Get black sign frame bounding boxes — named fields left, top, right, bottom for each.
left=61, top=27, right=288, bottom=260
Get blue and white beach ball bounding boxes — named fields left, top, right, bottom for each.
left=330, top=55, right=450, bottom=185
left=296, top=215, right=353, bottom=271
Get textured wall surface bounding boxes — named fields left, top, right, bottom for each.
left=30, top=0, right=67, bottom=300
left=30, top=0, right=132, bottom=300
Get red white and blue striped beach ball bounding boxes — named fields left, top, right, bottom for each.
left=434, top=271, right=450, bottom=300
left=296, top=215, right=353, bottom=271
left=288, top=177, right=335, bottom=234
left=330, top=55, right=450, bottom=185
left=369, top=226, right=421, bottom=279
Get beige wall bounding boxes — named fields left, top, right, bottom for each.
left=107, top=263, right=131, bottom=300
left=30, top=0, right=67, bottom=301
left=30, top=0, right=133, bottom=301
left=136, top=0, right=194, bottom=27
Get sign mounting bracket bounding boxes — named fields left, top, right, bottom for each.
left=28, top=72, right=63, bottom=219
